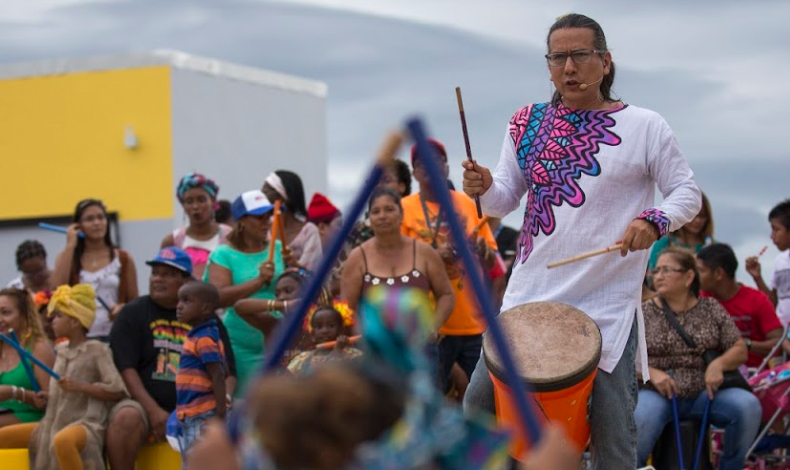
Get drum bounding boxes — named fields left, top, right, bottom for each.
left=483, top=301, right=601, bottom=459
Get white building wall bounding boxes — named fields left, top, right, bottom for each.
left=168, top=68, right=328, bottom=226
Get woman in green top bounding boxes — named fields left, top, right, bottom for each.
left=0, top=288, right=55, bottom=428
left=647, top=191, right=714, bottom=286
left=205, top=190, right=288, bottom=395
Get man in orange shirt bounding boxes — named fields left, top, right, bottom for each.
left=401, top=138, right=502, bottom=393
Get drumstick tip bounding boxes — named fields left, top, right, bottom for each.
left=375, top=131, right=403, bottom=167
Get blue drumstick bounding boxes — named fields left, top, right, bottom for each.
left=407, top=118, right=543, bottom=445
left=10, top=331, right=40, bottom=392
left=38, top=222, right=84, bottom=239
left=0, top=332, right=60, bottom=380
left=96, top=296, right=112, bottom=312
left=668, top=371, right=686, bottom=470
left=692, top=396, right=711, bottom=470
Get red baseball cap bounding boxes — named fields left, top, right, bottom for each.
left=410, top=138, right=447, bottom=167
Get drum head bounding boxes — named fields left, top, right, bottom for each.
left=484, top=302, right=602, bottom=392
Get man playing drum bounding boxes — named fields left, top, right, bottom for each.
left=461, top=13, right=701, bottom=469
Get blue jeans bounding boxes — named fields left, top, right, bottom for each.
left=178, top=410, right=216, bottom=467
left=635, top=388, right=762, bottom=470
left=464, top=317, right=638, bottom=469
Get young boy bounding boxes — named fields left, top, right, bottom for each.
left=175, top=281, right=227, bottom=461
left=747, top=199, right=790, bottom=324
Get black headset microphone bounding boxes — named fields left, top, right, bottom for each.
left=578, top=75, right=604, bottom=91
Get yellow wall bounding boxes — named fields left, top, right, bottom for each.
left=0, top=66, right=173, bottom=221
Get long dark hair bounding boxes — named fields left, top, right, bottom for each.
left=276, top=170, right=308, bottom=219
left=70, top=198, right=115, bottom=284
left=547, top=14, right=616, bottom=106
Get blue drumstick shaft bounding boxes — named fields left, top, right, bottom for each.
left=96, top=296, right=112, bottom=312
left=0, top=333, right=60, bottom=380
left=11, top=331, right=40, bottom=392
left=38, top=222, right=84, bottom=238
left=692, top=397, right=711, bottom=470
left=407, top=118, right=543, bottom=445
left=668, top=371, right=686, bottom=470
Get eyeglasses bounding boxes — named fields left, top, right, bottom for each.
left=545, top=49, right=605, bottom=67
left=650, top=266, right=688, bottom=276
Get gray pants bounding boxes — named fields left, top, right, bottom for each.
left=463, top=319, right=638, bottom=470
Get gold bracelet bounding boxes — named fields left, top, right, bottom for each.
left=282, top=300, right=288, bottom=312
left=20, top=388, right=26, bottom=403
left=11, top=385, right=18, bottom=401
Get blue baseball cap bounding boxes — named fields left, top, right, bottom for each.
left=146, top=246, right=193, bottom=276
left=231, top=190, right=274, bottom=222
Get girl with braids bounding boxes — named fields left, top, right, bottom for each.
left=262, top=170, right=323, bottom=271
left=0, top=288, right=54, bottom=429
left=162, top=173, right=232, bottom=280
left=7, top=240, right=52, bottom=294
left=51, top=199, right=138, bottom=341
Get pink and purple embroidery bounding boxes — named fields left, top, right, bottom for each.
left=637, top=208, right=669, bottom=238
left=510, top=102, right=623, bottom=263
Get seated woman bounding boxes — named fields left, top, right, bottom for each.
left=0, top=288, right=54, bottom=429
left=635, top=247, right=761, bottom=470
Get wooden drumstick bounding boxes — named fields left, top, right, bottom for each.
left=455, top=86, right=483, bottom=219
left=546, top=243, right=623, bottom=269
left=267, top=200, right=281, bottom=263
left=758, top=245, right=768, bottom=257
left=314, top=335, right=361, bottom=350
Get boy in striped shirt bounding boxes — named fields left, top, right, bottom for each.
left=175, top=281, right=226, bottom=461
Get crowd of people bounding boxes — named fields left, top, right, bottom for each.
left=0, top=11, right=789, bottom=470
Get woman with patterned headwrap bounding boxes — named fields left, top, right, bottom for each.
left=162, top=173, right=232, bottom=280
left=262, top=170, right=323, bottom=271
left=0, top=284, right=128, bottom=470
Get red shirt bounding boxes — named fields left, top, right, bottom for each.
left=701, top=284, right=782, bottom=367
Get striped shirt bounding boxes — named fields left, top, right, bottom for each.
left=176, top=318, right=225, bottom=419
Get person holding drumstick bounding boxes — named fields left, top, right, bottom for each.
left=461, top=13, right=701, bottom=469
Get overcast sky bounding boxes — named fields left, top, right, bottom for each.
left=2, top=0, right=788, bottom=282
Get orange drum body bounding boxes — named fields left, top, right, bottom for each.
left=483, top=302, right=602, bottom=459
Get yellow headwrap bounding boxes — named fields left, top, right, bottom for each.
left=47, top=284, right=97, bottom=330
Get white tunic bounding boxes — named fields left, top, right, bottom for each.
left=770, top=251, right=790, bottom=324
left=480, top=102, right=701, bottom=379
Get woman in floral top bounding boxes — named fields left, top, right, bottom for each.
left=635, top=247, right=760, bottom=470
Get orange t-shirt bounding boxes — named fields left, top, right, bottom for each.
left=401, top=191, right=499, bottom=335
